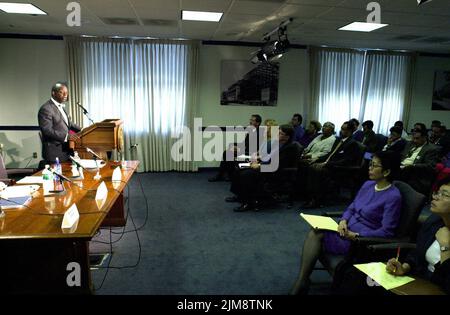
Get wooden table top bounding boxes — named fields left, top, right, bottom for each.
left=0, top=161, right=139, bottom=240
left=391, top=277, right=446, bottom=295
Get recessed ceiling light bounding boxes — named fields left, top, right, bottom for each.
left=0, top=2, right=47, bottom=15
left=338, top=22, right=388, bottom=32
left=182, top=10, right=223, bottom=22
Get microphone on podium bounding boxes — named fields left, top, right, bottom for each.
left=76, top=102, right=94, bottom=124
left=86, top=147, right=103, bottom=160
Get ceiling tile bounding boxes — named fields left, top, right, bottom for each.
left=229, top=0, right=283, bottom=15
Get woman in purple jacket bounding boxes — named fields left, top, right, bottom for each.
left=290, top=150, right=402, bottom=295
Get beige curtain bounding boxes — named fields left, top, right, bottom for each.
left=65, top=37, right=199, bottom=172
left=66, top=37, right=85, bottom=127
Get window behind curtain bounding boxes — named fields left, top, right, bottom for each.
left=313, top=48, right=413, bottom=135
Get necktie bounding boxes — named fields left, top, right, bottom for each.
left=325, top=140, right=343, bottom=163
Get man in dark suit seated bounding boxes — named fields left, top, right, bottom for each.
left=382, top=126, right=407, bottom=154
left=38, top=83, right=81, bottom=164
left=302, top=121, right=361, bottom=208
left=431, top=125, right=450, bottom=159
left=229, top=125, right=302, bottom=212
left=399, top=129, right=440, bottom=196
left=361, top=120, right=377, bottom=153
left=209, top=114, right=261, bottom=182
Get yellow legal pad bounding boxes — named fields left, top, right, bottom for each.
left=299, top=213, right=339, bottom=232
left=354, top=262, right=415, bottom=290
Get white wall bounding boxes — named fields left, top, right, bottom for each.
left=408, top=55, right=450, bottom=131
left=0, top=38, right=67, bottom=167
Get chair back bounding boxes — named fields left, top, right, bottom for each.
left=0, top=154, right=8, bottom=179
left=374, top=134, right=388, bottom=152
left=393, top=181, right=427, bottom=240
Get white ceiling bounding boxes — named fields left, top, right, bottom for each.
left=0, top=0, right=449, bottom=53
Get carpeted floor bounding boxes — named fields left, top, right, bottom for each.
left=90, top=170, right=348, bottom=295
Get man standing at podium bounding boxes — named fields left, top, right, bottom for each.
left=38, top=83, right=81, bottom=163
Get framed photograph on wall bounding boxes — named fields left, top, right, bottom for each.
left=220, top=60, right=279, bottom=106
left=432, top=70, right=450, bottom=110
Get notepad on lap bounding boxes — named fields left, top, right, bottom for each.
left=354, top=262, right=415, bottom=290
left=300, top=213, right=339, bottom=231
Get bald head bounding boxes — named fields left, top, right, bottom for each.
left=51, top=83, right=68, bottom=103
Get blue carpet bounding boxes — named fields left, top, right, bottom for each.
left=90, top=171, right=344, bottom=295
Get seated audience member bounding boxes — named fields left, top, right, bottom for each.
left=413, top=122, right=428, bottom=135
left=290, top=151, right=402, bottom=295
left=394, top=121, right=409, bottom=140
left=399, top=129, right=440, bottom=195
left=230, top=125, right=302, bottom=212
left=361, top=120, right=377, bottom=153
left=299, top=120, right=322, bottom=148
left=302, top=121, right=362, bottom=208
left=382, top=126, right=407, bottom=154
left=429, top=120, right=442, bottom=143
left=291, top=113, right=305, bottom=143
left=431, top=125, right=450, bottom=158
left=300, top=122, right=336, bottom=165
left=350, top=118, right=364, bottom=142
left=257, top=119, right=278, bottom=163
left=338, top=177, right=450, bottom=295
left=209, top=114, right=261, bottom=182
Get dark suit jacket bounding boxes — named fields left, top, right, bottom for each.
left=243, top=126, right=260, bottom=155
left=384, top=138, right=407, bottom=154
left=38, top=100, right=81, bottom=162
left=318, top=137, right=361, bottom=167
left=362, top=130, right=377, bottom=153
left=404, top=214, right=450, bottom=294
left=400, top=142, right=440, bottom=170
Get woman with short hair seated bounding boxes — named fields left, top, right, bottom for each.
left=230, top=124, right=302, bottom=212
left=290, top=150, right=402, bottom=294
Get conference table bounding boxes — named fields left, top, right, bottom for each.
left=391, top=277, right=446, bottom=295
left=0, top=160, right=139, bottom=294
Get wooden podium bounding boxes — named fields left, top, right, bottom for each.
left=70, top=119, right=124, bottom=160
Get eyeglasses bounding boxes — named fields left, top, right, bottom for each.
left=433, top=191, right=450, bottom=200
left=368, top=162, right=382, bottom=169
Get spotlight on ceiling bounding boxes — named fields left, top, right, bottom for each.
left=417, top=0, right=432, bottom=5
left=251, top=18, right=292, bottom=64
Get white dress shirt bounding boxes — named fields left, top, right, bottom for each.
left=425, top=240, right=441, bottom=273
left=51, top=98, right=69, bottom=142
left=401, top=144, right=424, bottom=167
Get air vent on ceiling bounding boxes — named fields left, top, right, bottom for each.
left=142, top=19, right=177, bottom=27
left=102, top=17, right=139, bottom=25
left=391, top=35, right=423, bottom=41
left=240, top=0, right=285, bottom=2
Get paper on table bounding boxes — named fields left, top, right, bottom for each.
left=354, top=262, right=415, bottom=290
left=76, top=159, right=106, bottom=169
left=300, top=213, right=339, bottom=232
left=17, top=176, right=44, bottom=184
left=238, top=163, right=251, bottom=169
left=0, top=196, right=32, bottom=209
left=0, top=185, right=39, bottom=198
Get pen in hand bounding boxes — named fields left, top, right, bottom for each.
left=393, top=246, right=401, bottom=274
